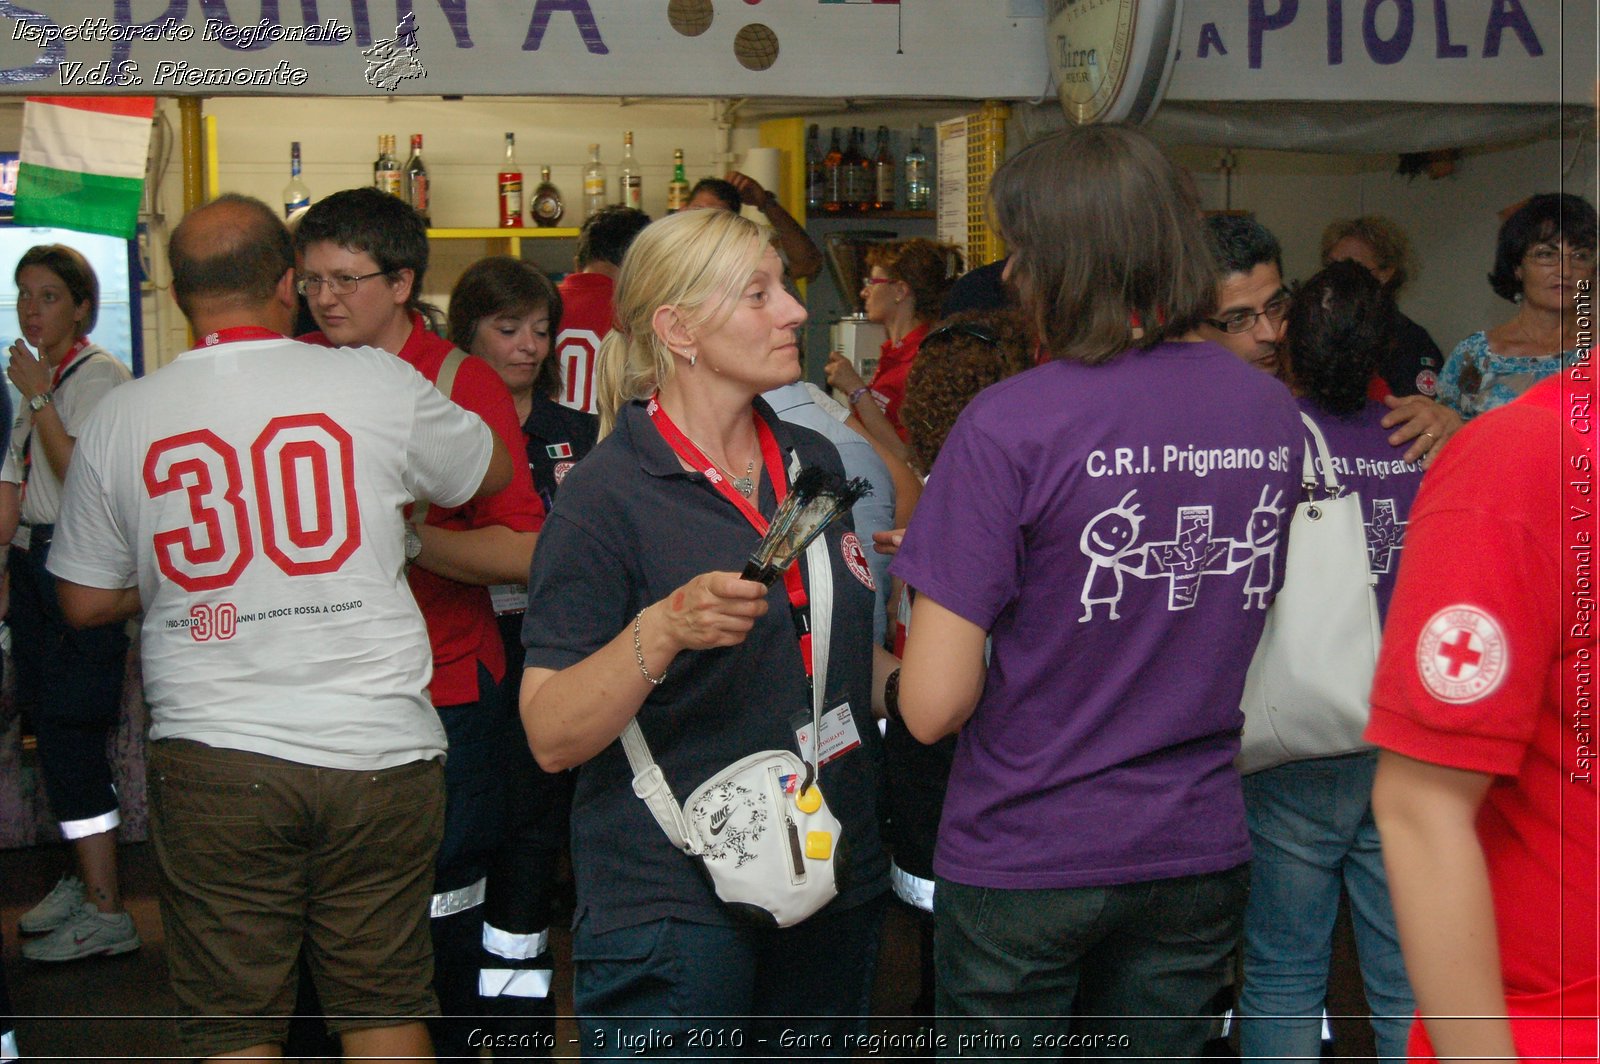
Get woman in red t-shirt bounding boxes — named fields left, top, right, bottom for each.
left=826, top=238, right=960, bottom=455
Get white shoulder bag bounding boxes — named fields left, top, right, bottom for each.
left=620, top=512, right=841, bottom=928
left=1237, top=412, right=1382, bottom=775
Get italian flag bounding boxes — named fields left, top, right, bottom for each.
left=15, top=96, right=156, bottom=239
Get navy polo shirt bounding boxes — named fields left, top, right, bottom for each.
left=522, top=393, right=599, bottom=517
left=523, top=397, right=888, bottom=934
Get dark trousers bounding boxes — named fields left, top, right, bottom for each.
left=474, top=638, right=573, bottom=1059
left=934, top=865, right=1249, bottom=1060
left=429, top=664, right=512, bottom=1058
left=574, top=895, right=889, bottom=1061
left=10, top=536, right=128, bottom=827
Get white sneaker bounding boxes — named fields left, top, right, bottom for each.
left=17, top=875, right=86, bottom=934
left=20, top=902, right=140, bottom=962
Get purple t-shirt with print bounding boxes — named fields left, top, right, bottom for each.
left=1298, top=398, right=1424, bottom=619
left=892, top=341, right=1300, bottom=890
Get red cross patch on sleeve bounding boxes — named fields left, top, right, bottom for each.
left=1415, top=605, right=1510, bottom=704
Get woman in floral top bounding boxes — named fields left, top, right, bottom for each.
left=1437, top=193, right=1596, bottom=418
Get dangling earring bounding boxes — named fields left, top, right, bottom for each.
left=690, top=352, right=698, bottom=368
left=1514, top=292, right=1524, bottom=304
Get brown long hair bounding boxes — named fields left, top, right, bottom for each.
left=989, top=124, right=1217, bottom=365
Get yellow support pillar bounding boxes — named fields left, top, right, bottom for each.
left=758, top=117, right=808, bottom=226
left=178, top=96, right=205, bottom=214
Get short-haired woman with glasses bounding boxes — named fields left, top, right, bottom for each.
left=889, top=125, right=1301, bottom=1057
left=825, top=238, right=963, bottom=456
left=1437, top=192, right=1597, bottom=419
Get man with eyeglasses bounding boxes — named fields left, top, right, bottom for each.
left=295, top=186, right=545, bottom=1058
left=1203, top=216, right=1460, bottom=466
left=46, top=194, right=513, bottom=1060
left=1198, top=217, right=1291, bottom=375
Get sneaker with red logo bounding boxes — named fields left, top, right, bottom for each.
left=20, top=902, right=140, bottom=962
left=17, top=874, right=86, bottom=934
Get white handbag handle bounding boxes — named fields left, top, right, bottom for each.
left=1299, top=412, right=1341, bottom=495
left=622, top=450, right=834, bottom=855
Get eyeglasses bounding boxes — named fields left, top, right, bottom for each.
left=1525, top=244, right=1597, bottom=269
left=1205, top=292, right=1291, bottom=335
left=296, top=270, right=389, bottom=297
left=863, top=277, right=894, bottom=286
left=925, top=322, right=1000, bottom=346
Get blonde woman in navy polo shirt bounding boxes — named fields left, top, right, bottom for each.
left=520, top=208, right=891, bottom=1057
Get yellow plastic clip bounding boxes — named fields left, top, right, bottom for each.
left=795, top=785, right=822, bottom=814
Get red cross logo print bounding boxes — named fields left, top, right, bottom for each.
left=1436, top=629, right=1483, bottom=679
left=1416, top=605, right=1508, bottom=704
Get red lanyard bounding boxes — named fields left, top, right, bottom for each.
left=48, top=338, right=91, bottom=390
left=648, top=396, right=813, bottom=679
left=196, top=326, right=284, bottom=349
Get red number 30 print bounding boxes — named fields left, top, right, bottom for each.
left=143, top=415, right=361, bottom=592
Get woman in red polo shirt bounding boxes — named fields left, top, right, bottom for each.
left=826, top=238, right=961, bottom=455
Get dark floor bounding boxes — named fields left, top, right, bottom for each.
left=2, top=841, right=1380, bottom=1061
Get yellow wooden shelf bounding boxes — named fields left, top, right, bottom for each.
left=427, top=227, right=580, bottom=239
left=426, top=226, right=580, bottom=258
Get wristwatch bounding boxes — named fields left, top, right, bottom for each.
left=27, top=392, right=52, bottom=413
left=404, top=525, right=423, bottom=562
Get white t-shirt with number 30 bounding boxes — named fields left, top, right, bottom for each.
left=48, top=336, right=493, bottom=771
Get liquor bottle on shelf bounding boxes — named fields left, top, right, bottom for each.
left=374, top=134, right=402, bottom=198
left=873, top=126, right=895, bottom=212
left=618, top=130, right=642, bottom=210
left=904, top=135, right=930, bottom=212
left=531, top=166, right=564, bottom=227
left=666, top=148, right=690, bottom=213
left=282, top=141, right=310, bottom=218
left=805, top=124, right=824, bottom=213
left=841, top=127, right=871, bottom=211
left=583, top=143, right=607, bottom=219
left=404, top=133, right=430, bottom=225
left=822, top=127, right=844, bottom=212
left=498, top=132, right=524, bottom=228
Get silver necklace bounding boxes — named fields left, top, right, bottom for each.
left=727, top=461, right=756, bottom=498
left=679, top=424, right=757, bottom=497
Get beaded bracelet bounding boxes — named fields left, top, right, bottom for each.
left=633, top=609, right=667, bottom=686
left=883, top=667, right=902, bottom=724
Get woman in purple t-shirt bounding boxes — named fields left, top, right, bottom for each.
left=1236, top=261, right=1423, bottom=1063
left=891, top=125, right=1301, bottom=1057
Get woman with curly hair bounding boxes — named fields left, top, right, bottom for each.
left=825, top=237, right=962, bottom=456
left=899, top=310, right=1038, bottom=478
left=1236, top=260, right=1422, bottom=1064
left=1436, top=192, right=1597, bottom=419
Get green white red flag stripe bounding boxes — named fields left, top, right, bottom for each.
left=16, top=96, right=156, bottom=238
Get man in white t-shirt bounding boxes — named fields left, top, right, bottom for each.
left=47, top=194, right=511, bottom=1062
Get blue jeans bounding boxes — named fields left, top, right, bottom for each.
left=573, top=896, right=887, bottom=1061
left=934, top=865, right=1249, bottom=1059
left=1238, top=753, right=1414, bottom=1063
